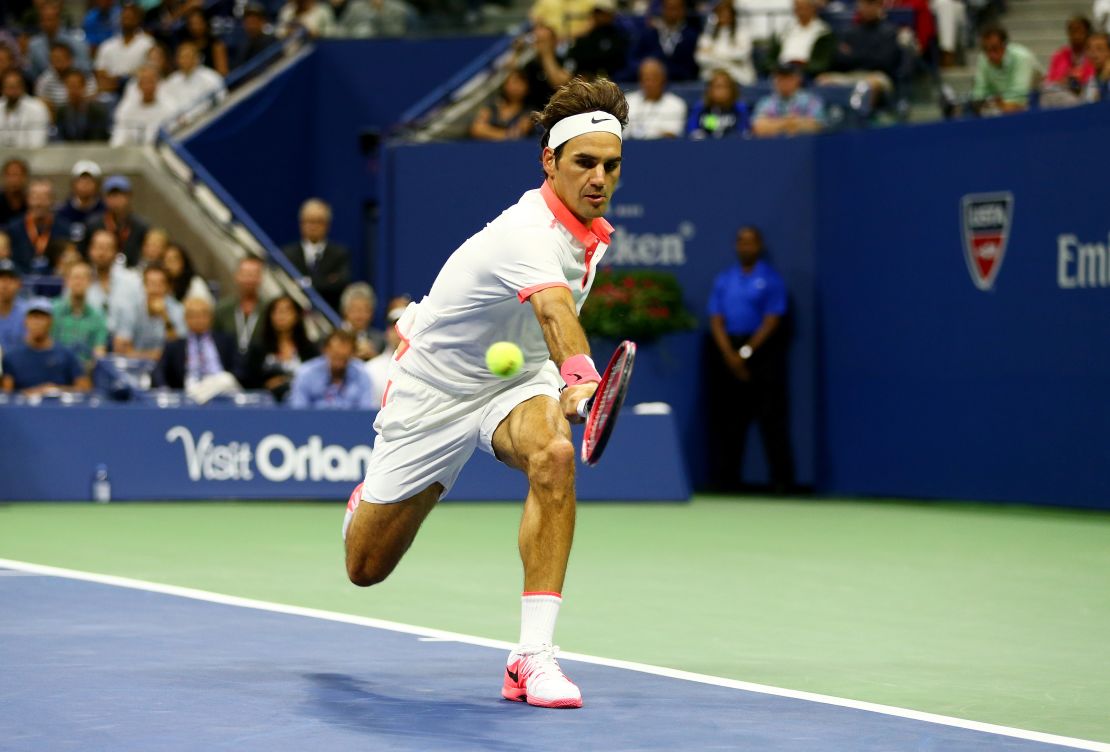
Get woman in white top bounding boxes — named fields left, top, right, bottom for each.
left=696, top=0, right=756, bottom=85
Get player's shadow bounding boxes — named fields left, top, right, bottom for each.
left=304, top=672, right=529, bottom=750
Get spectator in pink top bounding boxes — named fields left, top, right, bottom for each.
left=1045, top=16, right=1095, bottom=93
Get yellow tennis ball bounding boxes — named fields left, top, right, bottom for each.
left=486, top=341, right=524, bottom=378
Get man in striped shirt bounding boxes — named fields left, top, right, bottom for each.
left=34, top=42, right=97, bottom=115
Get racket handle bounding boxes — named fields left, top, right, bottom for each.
left=576, top=397, right=593, bottom=419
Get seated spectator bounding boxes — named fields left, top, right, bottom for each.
left=84, top=0, right=122, bottom=50
left=0, top=70, right=50, bottom=149
left=84, top=228, right=143, bottom=331
left=162, top=41, right=226, bottom=120
left=817, top=0, right=903, bottom=103
left=1045, top=16, right=1095, bottom=96
left=155, top=295, right=239, bottom=390
left=289, top=328, right=374, bottom=409
left=696, top=0, right=755, bottom=86
left=94, top=3, right=156, bottom=94
left=0, top=158, right=29, bottom=226
left=180, top=9, right=229, bottom=77
left=113, top=264, right=185, bottom=360
left=469, top=70, right=535, bottom=141
left=57, top=161, right=105, bottom=245
left=239, top=294, right=319, bottom=401
left=1085, top=32, right=1110, bottom=99
left=277, top=0, right=336, bottom=39
left=686, top=69, right=749, bottom=139
left=7, top=179, right=72, bottom=275
left=1, top=298, right=91, bottom=395
left=633, top=0, right=700, bottom=82
left=138, top=227, right=170, bottom=270
left=54, top=69, right=111, bottom=142
left=27, top=1, right=91, bottom=79
left=338, top=0, right=411, bottom=37
left=214, top=255, right=267, bottom=354
left=110, top=65, right=176, bottom=146
left=52, top=261, right=108, bottom=367
left=752, top=63, right=824, bottom=137
left=341, top=282, right=384, bottom=360
left=281, top=198, right=351, bottom=310
left=86, top=175, right=149, bottom=266
left=766, top=0, right=834, bottom=79
left=625, top=58, right=688, bottom=139
left=34, top=41, right=97, bottom=115
left=0, top=259, right=26, bottom=353
left=972, top=26, right=1040, bottom=114
left=516, top=24, right=568, bottom=112
left=530, top=0, right=595, bottom=41
left=164, top=242, right=213, bottom=303
left=563, top=0, right=629, bottom=82
left=364, top=296, right=408, bottom=408
left=118, top=44, right=175, bottom=109
left=52, top=242, right=83, bottom=277
left=231, top=4, right=278, bottom=70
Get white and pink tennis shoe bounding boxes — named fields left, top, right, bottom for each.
left=502, top=645, right=583, bottom=709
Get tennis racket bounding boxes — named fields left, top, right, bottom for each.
left=575, top=340, right=637, bottom=466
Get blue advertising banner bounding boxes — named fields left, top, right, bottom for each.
left=0, top=405, right=689, bottom=502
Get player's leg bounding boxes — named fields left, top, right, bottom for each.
left=491, top=394, right=583, bottom=708
left=344, top=482, right=442, bottom=587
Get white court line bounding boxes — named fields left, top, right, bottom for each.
left=1, top=556, right=1107, bottom=752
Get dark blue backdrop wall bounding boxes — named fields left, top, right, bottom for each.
left=185, top=37, right=500, bottom=280
left=181, top=37, right=1110, bottom=507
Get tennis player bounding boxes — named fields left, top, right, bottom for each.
left=342, top=78, right=628, bottom=709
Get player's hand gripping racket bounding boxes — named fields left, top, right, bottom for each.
left=575, top=340, right=637, bottom=466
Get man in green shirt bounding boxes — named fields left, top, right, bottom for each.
left=973, top=25, right=1041, bottom=113
left=52, top=260, right=108, bottom=367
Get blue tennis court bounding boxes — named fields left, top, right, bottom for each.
left=1, top=563, right=1101, bottom=752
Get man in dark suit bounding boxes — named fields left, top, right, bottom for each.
left=55, top=69, right=110, bottom=142
left=84, top=175, right=149, bottom=264
left=155, top=295, right=240, bottom=390
left=281, top=198, right=351, bottom=311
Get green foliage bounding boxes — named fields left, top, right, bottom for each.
left=579, top=269, right=697, bottom=342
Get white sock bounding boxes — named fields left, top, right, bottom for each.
left=516, top=591, right=562, bottom=653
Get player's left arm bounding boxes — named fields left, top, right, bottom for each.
left=529, top=286, right=597, bottom=422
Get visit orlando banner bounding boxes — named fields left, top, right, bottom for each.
left=0, top=405, right=689, bottom=501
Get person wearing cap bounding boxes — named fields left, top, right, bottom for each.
left=52, top=261, right=109, bottom=367
left=6, top=179, right=73, bottom=275
left=625, top=57, right=687, bottom=139
left=54, top=69, right=111, bottom=143
left=363, top=295, right=409, bottom=409
left=57, top=162, right=106, bottom=245
left=0, top=69, right=50, bottom=149
left=343, top=78, right=628, bottom=711
left=0, top=297, right=91, bottom=395
left=86, top=174, right=150, bottom=265
left=752, top=62, right=825, bottom=137
left=231, top=4, right=278, bottom=70
left=0, top=259, right=27, bottom=354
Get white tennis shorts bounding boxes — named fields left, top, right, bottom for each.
left=359, top=360, right=562, bottom=504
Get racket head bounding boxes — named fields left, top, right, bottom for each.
left=580, top=340, right=636, bottom=466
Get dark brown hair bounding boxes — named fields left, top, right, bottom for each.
left=326, top=328, right=357, bottom=348
left=535, top=77, right=629, bottom=161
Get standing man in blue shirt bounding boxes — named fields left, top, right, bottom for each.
left=289, top=328, right=375, bottom=409
left=705, top=225, right=794, bottom=493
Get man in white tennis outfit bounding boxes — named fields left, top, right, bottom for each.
left=343, top=78, right=628, bottom=709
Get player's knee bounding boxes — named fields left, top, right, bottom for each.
left=528, top=437, right=576, bottom=488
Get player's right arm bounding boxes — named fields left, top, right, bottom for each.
left=529, top=286, right=598, bottom=423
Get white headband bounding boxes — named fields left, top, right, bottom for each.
left=547, top=111, right=623, bottom=150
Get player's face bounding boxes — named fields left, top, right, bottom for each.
left=545, top=132, right=622, bottom=223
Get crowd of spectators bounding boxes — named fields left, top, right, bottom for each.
left=0, top=0, right=293, bottom=147
left=0, top=157, right=406, bottom=410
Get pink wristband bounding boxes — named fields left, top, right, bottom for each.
left=561, top=354, right=601, bottom=387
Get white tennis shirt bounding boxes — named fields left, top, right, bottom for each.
left=392, top=180, right=612, bottom=396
